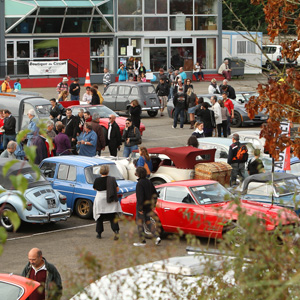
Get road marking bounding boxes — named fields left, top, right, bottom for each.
left=7, top=223, right=96, bottom=241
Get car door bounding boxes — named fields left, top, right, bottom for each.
left=103, top=84, right=118, bottom=110
left=51, top=164, right=77, bottom=208
left=116, top=85, right=131, bottom=111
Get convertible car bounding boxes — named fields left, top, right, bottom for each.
left=39, top=156, right=137, bottom=219
left=240, top=172, right=300, bottom=215
left=0, top=159, right=71, bottom=232
left=108, top=146, right=216, bottom=185
left=121, top=180, right=299, bottom=239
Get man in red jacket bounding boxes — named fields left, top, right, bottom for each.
left=222, top=92, right=234, bottom=136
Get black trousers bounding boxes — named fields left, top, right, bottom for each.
left=96, top=213, right=119, bottom=234
left=221, top=120, right=228, bottom=137
left=108, top=144, right=118, bottom=157
left=217, top=123, right=222, bottom=137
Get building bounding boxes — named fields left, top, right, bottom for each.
left=1, top=0, right=222, bottom=86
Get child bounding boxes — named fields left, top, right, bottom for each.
left=141, top=72, right=147, bottom=82
left=14, top=78, right=21, bottom=92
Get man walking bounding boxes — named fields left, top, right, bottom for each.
left=222, top=92, right=234, bottom=136
left=69, top=78, right=80, bottom=100
left=103, top=68, right=111, bottom=92
left=227, top=133, right=248, bottom=186
left=62, top=108, right=78, bottom=153
left=210, top=96, right=222, bottom=137
left=91, top=113, right=106, bottom=156
left=156, top=78, right=170, bottom=116
left=1, top=76, right=12, bottom=92
left=56, top=77, right=69, bottom=95
left=172, top=86, right=187, bottom=129
left=1, top=109, right=16, bottom=149
left=22, top=247, right=62, bottom=300
left=106, top=114, right=122, bottom=157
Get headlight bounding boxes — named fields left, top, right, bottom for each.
left=26, top=202, right=32, bottom=211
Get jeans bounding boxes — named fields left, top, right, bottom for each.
left=193, top=71, right=204, bottom=80
left=70, top=95, right=80, bottom=100
left=173, top=107, right=185, bottom=128
left=123, top=144, right=138, bottom=158
left=168, top=86, right=174, bottom=100
left=227, top=116, right=231, bottom=136
left=3, top=134, right=16, bottom=150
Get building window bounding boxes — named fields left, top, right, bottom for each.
left=195, top=0, right=218, bottom=14
left=170, top=0, right=193, bottom=15
left=90, top=38, right=114, bottom=74
left=9, top=18, right=35, bottom=34
left=171, top=46, right=193, bottom=71
left=118, top=0, right=142, bottom=15
left=118, top=17, right=142, bottom=31
left=144, top=17, right=168, bottom=31
left=237, top=41, right=246, bottom=54
left=194, top=16, right=217, bottom=30
left=145, top=0, right=167, bottom=14
left=63, top=17, right=91, bottom=33
left=237, top=40, right=256, bottom=54
left=35, top=18, right=63, bottom=33
left=90, top=17, right=113, bottom=33
left=17, top=41, right=29, bottom=58
left=33, top=39, right=58, bottom=58
left=196, top=38, right=216, bottom=69
left=66, top=7, right=93, bottom=15
left=247, top=41, right=256, bottom=54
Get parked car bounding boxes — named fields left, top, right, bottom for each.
left=121, top=180, right=299, bottom=239
left=167, top=94, right=268, bottom=127
left=105, top=146, right=216, bottom=185
left=0, top=273, right=40, bottom=300
left=0, top=159, right=71, bottom=232
left=235, top=91, right=258, bottom=103
left=229, top=131, right=266, bottom=152
left=240, top=172, right=300, bottom=215
left=39, top=156, right=137, bottom=219
left=102, top=82, right=160, bottom=117
left=69, top=104, right=146, bottom=136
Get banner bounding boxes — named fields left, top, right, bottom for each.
left=29, top=61, right=68, bottom=76
left=274, top=121, right=291, bottom=171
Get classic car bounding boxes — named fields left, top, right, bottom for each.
left=167, top=94, right=268, bottom=127
left=121, top=180, right=299, bottom=239
left=39, top=156, right=137, bottom=219
left=102, top=82, right=160, bottom=117
left=229, top=131, right=266, bottom=153
left=240, top=172, right=300, bottom=215
left=106, top=146, right=216, bottom=185
left=0, top=273, right=40, bottom=300
left=69, top=104, right=145, bottom=136
left=0, top=159, right=71, bottom=232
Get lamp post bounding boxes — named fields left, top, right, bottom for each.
left=0, top=0, right=5, bottom=78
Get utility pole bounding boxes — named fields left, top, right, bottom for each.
left=0, top=0, right=6, bottom=78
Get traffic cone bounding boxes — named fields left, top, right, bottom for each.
left=84, top=69, right=91, bottom=87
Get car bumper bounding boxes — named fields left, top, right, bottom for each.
left=26, top=209, right=72, bottom=222
left=141, top=107, right=160, bottom=111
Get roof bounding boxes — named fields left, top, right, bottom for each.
left=242, top=172, right=298, bottom=193
left=134, top=147, right=216, bottom=169
left=109, top=82, right=153, bottom=87
left=42, top=155, right=116, bottom=168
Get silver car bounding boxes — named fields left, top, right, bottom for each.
left=103, top=82, right=160, bottom=117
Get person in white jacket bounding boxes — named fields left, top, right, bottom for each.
left=208, top=78, right=220, bottom=94
left=210, top=96, right=222, bottom=137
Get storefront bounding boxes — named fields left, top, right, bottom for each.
left=2, top=0, right=222, bottom=83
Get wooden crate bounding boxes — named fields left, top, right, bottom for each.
left=194, top=162, right=232, bottom=186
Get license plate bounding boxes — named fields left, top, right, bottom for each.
left=151, top=99, right=156, bottom=104
left=47, top=199, right=56, bottom=209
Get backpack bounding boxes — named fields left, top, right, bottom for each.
left=233, top=144, right=248, bottom=162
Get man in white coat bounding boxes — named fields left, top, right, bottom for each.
left=210, top=96, right=222, bottom=137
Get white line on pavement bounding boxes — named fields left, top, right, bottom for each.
left=7, top=223, right=96, bottom=241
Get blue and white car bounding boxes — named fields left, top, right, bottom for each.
left=0, top=159, right=71, bottom=232
left=39, top=156, right=137, bottom=219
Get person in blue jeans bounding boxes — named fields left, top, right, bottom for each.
left=172, top=86, right=187, bottom=129
left=122, top=118, right=141, bottom=157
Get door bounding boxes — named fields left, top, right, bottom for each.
left=102, top=84, right=118, bottom=110
left=116, top=85, right=131, bottom=111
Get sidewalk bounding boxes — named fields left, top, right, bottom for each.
left=23, top=74, right=268, bottom=100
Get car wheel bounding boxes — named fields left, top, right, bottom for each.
left=231, top=111, right=242, bottom=128
left=151, top=178, right=166, bottom=186
left=75, top=199, right=93, bottom=219
left=147, top=110, right=158, bottom=117
left=223, top=223, right=246, bottom=248
left=266, top=63, right=272, bottom=71
left=143, top=215, right=163, bottom=239
left=0, top=204, right=17, bottom=232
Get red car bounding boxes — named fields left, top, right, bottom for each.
left=0, top=273, right=40, bottom=300
left=121, top=180, right=299, bottom=239
left=70, top=104, right=145, bottom=136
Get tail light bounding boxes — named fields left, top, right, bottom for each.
left=143, top=101, right=146, bottom=106
left=59, top=194, right=67, bottom=205
left=26, top=202, right=32, bottom=211
left=277, top=55, right=281, bottom=62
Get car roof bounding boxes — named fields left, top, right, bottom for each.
left=109, top=82, right=154, bottom=87
left=197, top=137, right=249, bottom=147
left=0, top=273, right=40, bottom=291
left=42, top=156, right=116, bottom=168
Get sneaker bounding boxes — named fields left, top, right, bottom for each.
left=114, top=235, right=119, bottom=241
left=161, top=113, right=164, bottom=116
left=155, top=237, right=161, bottom=245
left=96, top=234, right=102, bottom=239
left=180, top=127, right=184, bottom=129
left=172, top=125, right=176, bottom=129
left=133, top=241, right=146, bottom=247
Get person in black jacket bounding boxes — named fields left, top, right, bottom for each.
left=69, top=78, right=81, bottom=100
left=219, top=79, right=236, bottom=99
left=122, top=118, right=141, bottom=157
left=172, top=86, right=187, bottom=129
left=49, top=98, right=65, bottom=122
left=90, top=87, right=100, bottom=105
left=129, top=99, right=141, bottom=130
left=62, top=108, right=79, bottom=153
left=1, top=109, right=16, bottom=149
left=133, top=166, right=160, bottom=247
left=106, top=114, right=122, bottom=157
left=156, top=78, right=170, bottom=116
left=195, top=102, right=215, bottom=137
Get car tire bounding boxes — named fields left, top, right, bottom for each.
left=222, top=223, right=246, bottom=248
left=171, top=110, right=188, bottom=124
left=0, top=204, right=17, bottom=232
left=266, top=63, right=272, bottom=71
left=231, top=111, right=242, bottom=128
left=151, top=178, right=166, bottom=186
left=147, top=110, right=158, bottom=117
left=75, top=199, right=93, bottom=219
left=143, top=214, right=163, bottom=239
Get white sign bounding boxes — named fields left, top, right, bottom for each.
left=29, top=61, right=68, bottom=76
left=274, top=121, right=291, bottom=171
left=127, top=46, right=133, bottom=57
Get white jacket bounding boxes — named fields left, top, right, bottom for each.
left=211, top=102, right=222, bottom=125
left=208, top=84, right=220, bottom=94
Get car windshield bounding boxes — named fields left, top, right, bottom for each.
left=274, top=179, right=299, bottom=195
left=141, top=85, right=156, bottom=94
left=86, top=106, right=118, bottom=118
left=0, top=281, right=23, bottom=300
left=35, top=104, right=51, bottom=116
left=190, top=183, right=234, bottom=204
left=85, top=165, right=124, bottom=184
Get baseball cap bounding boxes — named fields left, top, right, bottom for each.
left=63, top=77, right=68, bottom=81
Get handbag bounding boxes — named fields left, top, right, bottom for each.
left=134, top=127, right=142, bottom=144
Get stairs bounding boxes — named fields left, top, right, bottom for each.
left=193, top=73, right=224, bottom=82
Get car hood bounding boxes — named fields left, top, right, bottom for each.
left=116, top=180, right=137, bottom=193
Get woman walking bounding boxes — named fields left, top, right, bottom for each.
left=186, top=87, right=198, bottom=129
left=93, top=165, right=122, bottom=240
left=129, top=99, right=142, bottom=130
left=136, top=146, right=153, bottom=176
left=218, top=99, right=229, bottom=137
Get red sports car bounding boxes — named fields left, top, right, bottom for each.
left=0, top=273, right=40, bottom=300
left=121, top=180, right=299, bottom=239
left=70, top=104, right=145, bottom=136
